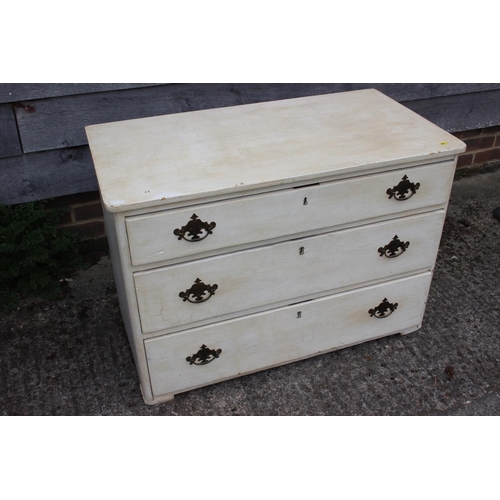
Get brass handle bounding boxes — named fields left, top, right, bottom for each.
left=179, top=278, right=218, bottom=303
left=386, top=175, right=420, bottom=201
left=369, top=298, right=398, bottom=318
left=174, top=213, right=216, bottom=242
left=186, top=344, right=222, bottom=365
left=378, top=235, right=410, bottom=258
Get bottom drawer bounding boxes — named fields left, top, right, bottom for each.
left=145, top=272, right=433, bottom=399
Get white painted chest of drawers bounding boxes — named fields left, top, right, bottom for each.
left=86, top=89, right=466, bottom=405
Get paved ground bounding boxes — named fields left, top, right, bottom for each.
left=1, top=170, right=499, bottom=416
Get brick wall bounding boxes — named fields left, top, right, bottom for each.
left=54, top=126, right=500, bottom=249
left=453, top=125, right=500, bottom=174
left=46, top=192, right=107, bottom=252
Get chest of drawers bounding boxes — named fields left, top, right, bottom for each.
left=86, top=89, right=465, bottom=405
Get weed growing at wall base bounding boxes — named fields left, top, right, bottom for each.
left=0, top=201, right=83, bottom=312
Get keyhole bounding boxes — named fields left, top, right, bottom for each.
left=299, top=246, right=305, bottom=255
left=303, top=197, right=308, bottom=205
left=297, top=311, right=302, bottom=318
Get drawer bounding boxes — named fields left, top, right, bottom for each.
left=134, top=210, right=446, bottom=334
left=126, top=160, right=455, bottom=266
left=145, top=272, right=433, bottom=398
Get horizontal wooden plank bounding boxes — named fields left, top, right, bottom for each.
left=0, top=146, right=97, bottom=205
left=4, top=82, right=497, bottom=105
left=0, top=84, right=164, bottom=104
left=14, top=83, right=500, bottom=153
left=391, top=83, right=500, bottom=101
left=218, top=83, right=500, bottom=103
left=404, top=89, right=500, bottom=132
left=0, top=104, right=22, bottom=158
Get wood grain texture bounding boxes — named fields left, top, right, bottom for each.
left=0, top=84, right=164, bottom=103
left=0, top=146, right=97, bottom=205
left=404, top=89, right=500, bottom=132
left=15, top=83, right=500, bottom=154
left=0, top=104, right=22, bottom=158
left=4, top=82, right=498, bottom=105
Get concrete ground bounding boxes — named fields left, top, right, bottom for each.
left=1, top=170, right=499, bottom=416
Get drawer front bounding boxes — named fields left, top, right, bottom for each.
left=126, top=160, right=455, bottom=266
left=135, top=210, right=445, bottom=334
left=145, top=272, right=432, bottom=398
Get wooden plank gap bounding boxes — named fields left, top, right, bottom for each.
left=0, top=146, right=97, bottom=205
left=0, top=103, right=22, bottom=158
left=0, top=83, right=167, bottom=104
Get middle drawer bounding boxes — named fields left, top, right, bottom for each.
left=134, top=210, right=446, bottom=334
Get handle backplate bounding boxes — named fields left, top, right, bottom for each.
left=369, top=298, right=398, bottom=318
left=387, top=175, right=420, bottom=201
left=179, top=278, right=218, bottom=303
left=378, top=235, right=410, bottom=258
left=174, top=214, right=216, bottom=242
left=186, top=344, right=222, bottom=365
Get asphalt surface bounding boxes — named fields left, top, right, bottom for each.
left=1, top=170, right=499, bottom=415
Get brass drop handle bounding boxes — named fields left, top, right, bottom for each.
left=179, top=278, right=218, bottom=303
left=378, top=235, right=410, bottom=258
left=174, top=213, right=216, bottom=241
left=369, top=298, right=398, bottom=318
left=386, top=175, right=420, bottom=201
left=186, top=344, right=222, bottom=365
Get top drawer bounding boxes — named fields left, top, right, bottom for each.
left=126, top=160, right=455, bottom=266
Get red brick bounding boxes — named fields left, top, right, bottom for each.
left=62, top=221, right=105, bottom=239
left=495, top=135, right=500, bottom=147
left=44, top=191, right=100, bottom=209
left=453, top=129, right=482, bottom=140
left=481, top=125, right=500, bottom=135
left=457, top=153, right=473, bottom=168
left=40, top=202, right=73, bottom=224
left=474, top=148, right=500, bottom=164
left=463, top=136, right=494, bottom=152
left=57, top=210, right=73, bottom=225
left=73, top=202, right=103, bottom=221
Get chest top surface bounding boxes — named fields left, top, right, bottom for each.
left=85, top=89, right=465, bottom=212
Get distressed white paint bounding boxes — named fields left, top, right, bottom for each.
left=86, top=90, right=465, bottom=213
left=134, top=210, right=446, bottom=334
left=145, top=272, right=433, bottom=398
left=85, top=90, right=465, bottom=404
